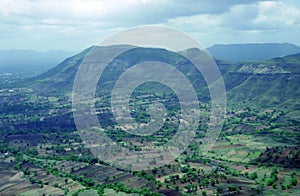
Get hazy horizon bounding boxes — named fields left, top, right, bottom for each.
left=1, top=42, right=300, bottom=53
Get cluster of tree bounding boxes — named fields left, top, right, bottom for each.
left=255, top=146, right=300, bottom=168
left=265, top=168, right=278, bottom=188
left=281, top=172, right=298, bottom=190
left=96, top=182, right=160, bottom=196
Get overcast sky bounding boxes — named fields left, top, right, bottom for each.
left=1, top=0, right=300, bottom=51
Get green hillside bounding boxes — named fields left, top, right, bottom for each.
left=27, top=46, right=300, bottom=121
left=225, top=53, right=300, bottom=120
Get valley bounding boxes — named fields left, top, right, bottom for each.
left=0, top=46, right=299, bottom=195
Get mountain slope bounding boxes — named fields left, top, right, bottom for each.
left=28, top=47, right=91, bottom=93
left=29, top=46, right=211, bottom=100
left=207, top=43, right=300, bottom=63
left=28, top=45, right=300, bottom=120
left=225, top=53, right=300, bottom=118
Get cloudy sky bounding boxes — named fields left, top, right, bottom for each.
left=1, top=0, right=300, bottom=51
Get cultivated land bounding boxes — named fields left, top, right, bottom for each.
left=0, top=46, right=299, bottom=195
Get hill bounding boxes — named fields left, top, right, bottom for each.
left=225, top=53, right=300, bottom=116
left=29, top=46, right=212, bottom=100
left=28, top=45, right=300, bottom=120
left=207, top=43, right=300, bottom=63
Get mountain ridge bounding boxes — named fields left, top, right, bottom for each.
left=25, top=45, right=300, bottom=121
left=207, top=43, right=300, bottom=63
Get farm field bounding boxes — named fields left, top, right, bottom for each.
left=0, top=42, right=300, bottom=195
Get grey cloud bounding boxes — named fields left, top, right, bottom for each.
left=100, top=0, right=262, bottom=26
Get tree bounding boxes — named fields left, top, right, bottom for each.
left=83, top=178, right=95, bottom=187
left=228, top=186, right=237, bottom=193
left=210, top=179, right=216, bottom=187
left=23, top=167, right=30, bottom=175
left=250, top=172, right=258, bottom=180
left=291, top=177, right=297, bottom=186
left=184, top=184, right=197, bottom=193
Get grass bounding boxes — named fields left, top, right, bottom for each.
left=20, top=186, right=65, bottom=196
left=78, top=189, right=98, bottom=196
left=104, top=188, right=137, bottom=196
left=206, top=134, right=294, bottom=163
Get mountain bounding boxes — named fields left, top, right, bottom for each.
left=0, top=49, right=75, bottom=75
left=28, top=45, right=300, bottom=120
left=29, top=46, right=212, bottom=99
left=207, top=43, right=300, bottom=63
left=225, top=53, right=300, bottom=116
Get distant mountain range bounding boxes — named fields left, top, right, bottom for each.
left=2, top=43, right=300, bottom=76
left=0, top=49, right=74, bottom=75
left=207, top=43, right=300, bottom=63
